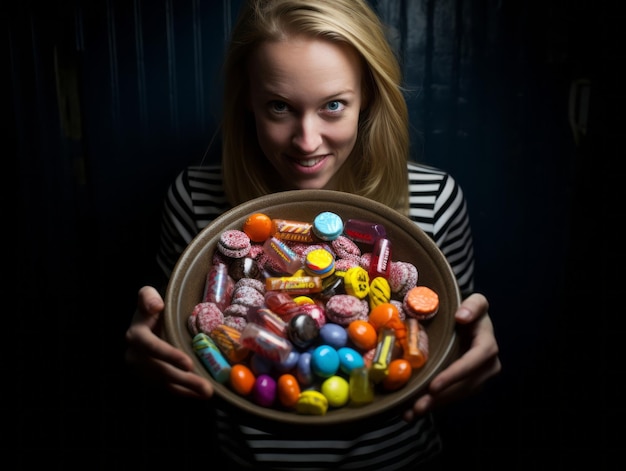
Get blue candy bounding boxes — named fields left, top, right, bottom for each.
left=311, top=345, right=340, bottom=378
left=319, top=323, right=348, bottom=349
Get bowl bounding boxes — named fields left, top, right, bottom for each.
left=163, top=189, right=460, bottom=427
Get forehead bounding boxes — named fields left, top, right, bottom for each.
left=248, top=35, right=362, bottom=100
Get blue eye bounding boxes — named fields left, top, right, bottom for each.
left=270, top=101, right=289, bottom=112
left=326, top=101, right=343, bottom=112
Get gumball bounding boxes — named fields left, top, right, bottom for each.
left=321, top=376, right=350, bottom=407
left=347, top=320, right=377, bottom=350
left=287, top=313, right=319, bottom=349
left=382, top=359, right=412, bottom=391
left=277, top=373, right=301, bottom=408
left=243, top=212, right=273, bottom=242
left=230, top=364, right=256, bottom=396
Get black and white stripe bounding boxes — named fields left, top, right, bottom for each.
left=154, top=161, right=476, bottom=469
left=157, top=162, right=475, bottom=295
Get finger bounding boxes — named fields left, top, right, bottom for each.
left=127, top=346, right=214, bottom=399
left=455, top=292, right=489, bottom=324
left=429, top=319, right=499, bottom=392
left=137, top=286, right=165, bottom=316
left=126, top=323, right=195, bottom=372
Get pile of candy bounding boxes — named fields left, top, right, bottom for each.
left=187, top=211, right=439, bottom=415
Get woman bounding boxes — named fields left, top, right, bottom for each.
left=126, top=0, right=501, bottom=469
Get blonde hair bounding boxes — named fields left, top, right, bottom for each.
left=221, top=0, right=410, bottom=214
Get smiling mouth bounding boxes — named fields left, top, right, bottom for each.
left=294, top=156, right=325, bottom=167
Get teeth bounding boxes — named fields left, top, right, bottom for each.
left=299, top=157, right=323, bottom=167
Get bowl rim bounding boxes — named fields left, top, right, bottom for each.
left=163, top=189, right=461, bottom=426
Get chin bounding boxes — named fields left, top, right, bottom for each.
left=292, top=178, right=333, bottom=191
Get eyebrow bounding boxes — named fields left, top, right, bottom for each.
left=259, top=86, right=357, bottom=102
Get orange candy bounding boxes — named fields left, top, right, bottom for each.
left=382, top=358, right=413, bottom=391
left=368, top=303, right=406, bottom=343
left=230, top=364, right=256, bottom=396
left=277, top=373, right=301, bottom=408
left=243, top=212, right=273, bottom=242
left=404, top=286, right=439, bottom=318
left=347, top=320, right=378, bottom=350
left=368, top=303, right=400, bottom=331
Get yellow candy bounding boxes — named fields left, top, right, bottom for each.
left=321, top=376, right=350, bottom=407
left=369, top=277, right=391, bottom=310
left=343, top=266, right=370, bottom=299
left=305, top=248, right=336, bottom=278
left=294, top=295, right=315, bottom=305
left=296, top=390, right=329, bottom=415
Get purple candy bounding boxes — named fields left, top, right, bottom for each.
left=253, top=374, right=277, bottom=407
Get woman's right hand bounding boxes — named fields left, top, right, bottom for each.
left=125, top=286, right=214, bottom=399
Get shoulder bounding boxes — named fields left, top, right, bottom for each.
left=176, top=164, right=223, bottom=185
left=407, top=161, right=464, bottom=192
left=407, top=161, right=451, bottom=181
left=169, top=164, right=225, bottom=197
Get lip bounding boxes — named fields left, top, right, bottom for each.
left=286, top=154, right=329, bottom=174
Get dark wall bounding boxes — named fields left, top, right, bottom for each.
left=8, top=0, right=620, bottom=468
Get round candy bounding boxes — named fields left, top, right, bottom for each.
left=311, top=345, right=340, bottom=378
left=230, top=364, right=256, bottom=396
left=277, top=374, right=301, bottom=408
left=343, top=266, right=370, bottom=299
left=275, top=349, right=301, bottom=373
left=313, top=211, right=344, bottom=241
left=291, top=303, right=327, bottom=329
left=243, top=212, right=273, bottom=242
left=321, top=376, right=350, bottom=407
left=369, top=276, right=391, bottom=310
left=228, top=257, right=262, bottom=281
left=294, top=295, right=315, bottom=305
left=382, top=358, right=413, bottom=391
left=253, top=374, right=277, bottom=407
left=368, top=302, right=401, bottom=331
left=287, top=313, right=320, bottom=349
left=304, top=248, right=335, bottom=278
left=347, top=319, right=378, bottom=351
left=296, top=390, right=328, bottom=415
left=319, top=323, right=348, bottom=349
left=296, top=351, right=314, bottom=387
left=337, top=346, right=365, bottom=374
left=218, top=229, right=251, bottom=258
left=403, top=285, right=440, bottom=320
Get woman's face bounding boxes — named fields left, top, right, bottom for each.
left=248, top=35, right=363, bottom=190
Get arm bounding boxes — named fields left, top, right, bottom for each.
left=403, top=293, right=501, bottom=421
left=404, top=165, right=501, bottom=420
left=125, top=286, right=214, bottom=399
left=125, top=166, right=226, bottom=399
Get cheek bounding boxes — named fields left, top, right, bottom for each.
left=329, top=120, right=359, bottom=153
left=255, top=119, right=290, bottom=154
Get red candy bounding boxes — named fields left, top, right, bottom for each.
left=187, top=210, right=439, bottom=415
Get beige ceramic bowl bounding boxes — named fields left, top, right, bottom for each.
left=163, top=189, right=460, bottom=427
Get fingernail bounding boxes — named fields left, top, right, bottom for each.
left=414, top=396, right=432, bottom=415
left=457, top=307, right=471, bottom=321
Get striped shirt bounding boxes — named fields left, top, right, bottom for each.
left=156, top=161, right=475, bottom=469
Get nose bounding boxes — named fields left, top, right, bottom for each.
left=292, top=114, right=322, bottom=153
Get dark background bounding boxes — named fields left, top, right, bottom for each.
left=7, top=0, right=622, bottom=469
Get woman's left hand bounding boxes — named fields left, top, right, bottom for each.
left=403, top=292, right=501, bottom=421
